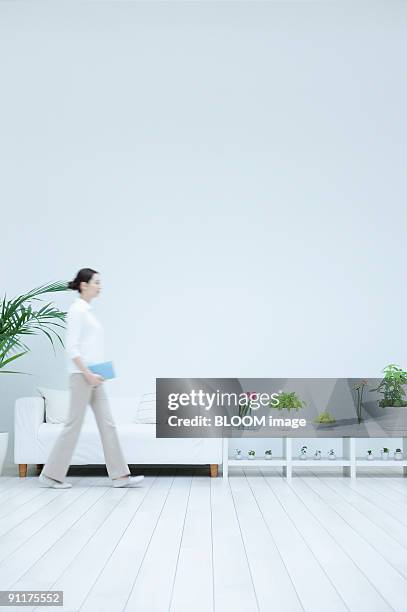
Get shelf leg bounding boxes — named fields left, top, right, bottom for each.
left=282, top=437, right=292, bottom=482
left=222, top=437, right=229, bottom=480
left=343, top=437, right=356, bottom=478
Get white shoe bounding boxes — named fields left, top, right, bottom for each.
left=39, top=472, right=72, bottom=489
left=112, top=475, right=144, bottom=488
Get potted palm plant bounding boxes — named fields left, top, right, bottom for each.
left=0, top=281, right=67, bottom=474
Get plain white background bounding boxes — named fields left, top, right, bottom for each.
left=1, top=1, right=406, bottom=465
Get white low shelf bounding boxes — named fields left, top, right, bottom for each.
left=229, top=459, right=286, bottom=467
left=291, top=459, right=351, bottom=466
left=356, top=459, right=407, bottom=467
left=222, top=438, right=407, bottom=480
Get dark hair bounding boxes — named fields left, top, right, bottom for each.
left=67, top=268, right=99, bottom=292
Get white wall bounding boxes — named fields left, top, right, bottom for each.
left=1, top=1, right=406, bottom=465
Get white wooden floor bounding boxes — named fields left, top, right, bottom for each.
left=0, top=466, right=407, bottom=612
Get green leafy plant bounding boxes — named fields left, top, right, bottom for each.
left=314, top=411, right=336, bottom=424
left=0, top=281, right=68, bottom=374
left=269, top=391, right=306, bottom=411
left=352, top=379, right=368, bottom=424
left=370, top=364, right=407, bottom=407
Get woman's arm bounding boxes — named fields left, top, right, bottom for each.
left=66, top=308, right=103, bottom=386
left=72, top=355, right=102, bottom=385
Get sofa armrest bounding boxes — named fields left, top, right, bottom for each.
left=14, top=396, right=45, bottom=464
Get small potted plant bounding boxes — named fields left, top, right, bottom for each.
left=248, top=450, right=256, bottom=460
left=328, top=449, right=336, bottom=460
left=299, top=445, right=308, bottom=460
left=366, top=449, right=374, bottom=460
left=381, top=447, right=390, bottom=460
left=235, top=449, right=243, bottom=460
left=269, top=391, right=306, bottom=411
left=265, top=449, right=273, bottom=459
left=314, top=450, right=322, bottom=460
left=395, top=448, right=403, bottom=460
left=314, top=411, right=336, bottom=428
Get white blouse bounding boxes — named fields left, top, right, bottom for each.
left=65, top=297, right=105, bottom=374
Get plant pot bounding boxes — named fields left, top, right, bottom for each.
left=265, top=455, right=272, bottom=460
left=315, top=422, right=336, bottom=429
left=299, top=454, right=307, bottom=460
left=366, top=454, right=374, bottom=460
left=0, top=432, right=9, bottom=475
left=235, top=452, right=243, bottom=460
left=395, top=451, right=404, bottom=460
left=237, top=423, right=262, bottom=432
left=248, top=455, right=256, bottom=460
left=381, top=452, right=389, bottom=461
left=328, top=455, right=336, bottom=460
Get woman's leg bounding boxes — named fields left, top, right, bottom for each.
left=90, top=383, right=131, bottom=480
left=42, top=373, right=92, bottom=483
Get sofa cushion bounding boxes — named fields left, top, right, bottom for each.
left=107, top=396, right=141, bottom=424
left=37, top=387, right=70, bottom=424
left=37, top=387, right=141, bottom=425
left=135, top=393, right=156, bottom=424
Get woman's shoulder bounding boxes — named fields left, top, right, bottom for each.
left=67, top=298, right=88, bottom=315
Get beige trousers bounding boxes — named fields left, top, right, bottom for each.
left=43, top=373, right=131, bottom=483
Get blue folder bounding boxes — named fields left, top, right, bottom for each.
left=88, top=361, right=116, bottom=380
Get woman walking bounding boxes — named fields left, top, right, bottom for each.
left=39, top=268, right=144, bottom=489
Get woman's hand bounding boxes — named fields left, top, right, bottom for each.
left=84, top=371, right=104, bottom=386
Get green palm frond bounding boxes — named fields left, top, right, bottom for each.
left=0, top=280, right=69, bottom=374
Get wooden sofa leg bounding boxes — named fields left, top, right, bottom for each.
left=36, top=464, right=43, bottom=474
left=210, top=464, right=218, bottom=478
left=19, top=464, right=27, bottom=477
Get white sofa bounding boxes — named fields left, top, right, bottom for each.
left=14, top=396, right=222, bottom=477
